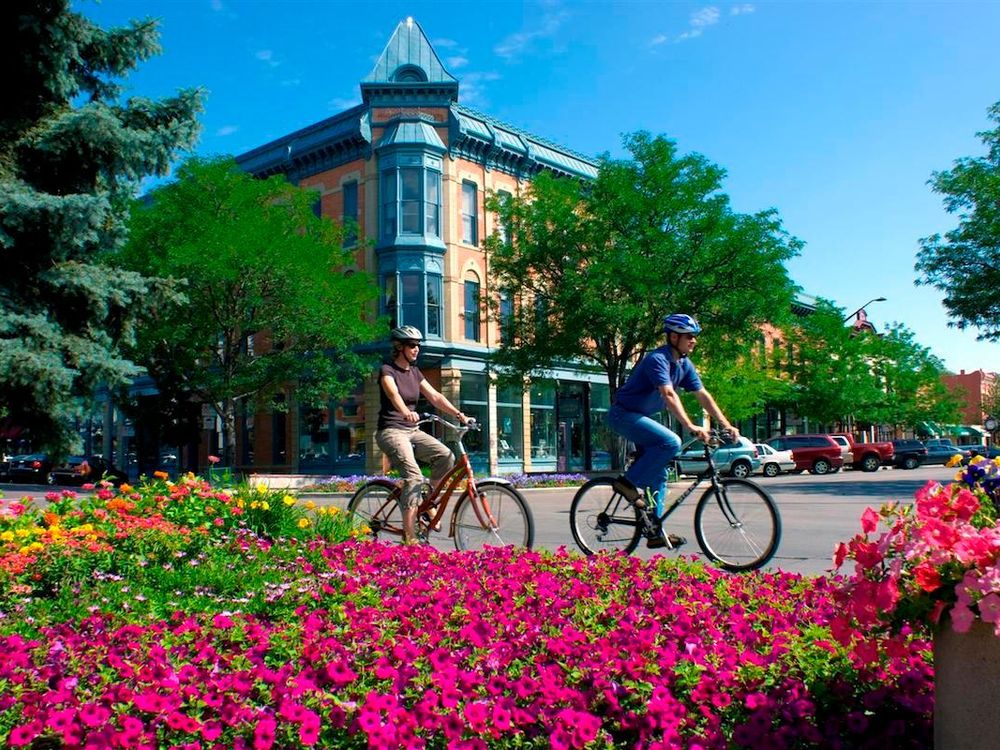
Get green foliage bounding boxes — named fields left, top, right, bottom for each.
left=112, top=156, right=381, bottom=464
left=775, top=300, right=960, bottom=429
left=485, top=132, right=801, bottom=415
left=0, top=0, right=204, bottom=451
left=916, top=99, right=1000, bottom=341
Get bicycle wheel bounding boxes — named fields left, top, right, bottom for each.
left=346, top=480, right=404, bottom=543
left=453, top=481, right=534, bottom=551
left=569, top=478, right=643, bottom=555
left=694, top=478, right=781, bottom=572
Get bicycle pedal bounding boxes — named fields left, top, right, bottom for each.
left=419, top=512, right=441, bottom=532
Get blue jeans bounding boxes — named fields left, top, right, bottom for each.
left=607, top=404, right=682, bottom=515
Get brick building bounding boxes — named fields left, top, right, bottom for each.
left=232, top=18, right=609, bottom=477
left=942, top=369, right=997, bottom=435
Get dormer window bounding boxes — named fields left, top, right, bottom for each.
left=393, top=65, right=428, bottom=83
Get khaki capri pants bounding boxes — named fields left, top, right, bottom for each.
left=376, top=427, right=455, bottom=509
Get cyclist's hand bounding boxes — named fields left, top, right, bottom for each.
left=690, top=425, right=711, bottom=443
left=455, top=411, right=469, bottom=424
left=404, top=409, right=420, bottom=423
left=723, top=425, right=741, bottom=441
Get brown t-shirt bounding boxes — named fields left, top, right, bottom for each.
left=378, top=361, right=424, bottom=430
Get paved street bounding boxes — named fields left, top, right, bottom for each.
left=1, top=463, right=960, bottom=577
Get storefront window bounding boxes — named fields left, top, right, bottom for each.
left=530, top=379, right=556, bottom=471
left=298, top=388, right=366, bottom=474
left=460, top=373, right=489, bottom=473
left=589, top=382, right=612, bottom=470
left=497, top=383, right=523, bottom=467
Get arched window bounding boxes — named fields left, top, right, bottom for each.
left=464, top=271, right=481, bottom=342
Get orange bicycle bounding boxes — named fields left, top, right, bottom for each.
left=347, top=414, right=535, bottom=550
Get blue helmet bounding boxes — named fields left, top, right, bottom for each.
left=663, top=313, right=702, bottom=335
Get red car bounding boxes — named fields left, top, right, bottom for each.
left=766, top=434, right=845, bottom=475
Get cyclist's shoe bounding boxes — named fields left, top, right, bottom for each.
left=418, top=511, right=441, bottom=532
left=647, top=531, right=687, bottom=550
left=612, top=476, right=641, bottom=504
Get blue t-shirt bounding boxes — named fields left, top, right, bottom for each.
left=613, top=345, right=703, bottom=416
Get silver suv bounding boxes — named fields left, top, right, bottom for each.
left=674, top=436, right=761, bottom=479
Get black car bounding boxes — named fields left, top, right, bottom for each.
left=921, top=442, right=969, bottom=466
left=890, top=440, right=928, bottom=470
left=8, top=453, right=53, bottom=483
left=957, top=445, right=1000, bottom=465
left=46, top=455, right=127, bottom=487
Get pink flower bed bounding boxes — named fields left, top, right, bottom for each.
left=0, top=542, right=932, bottom=749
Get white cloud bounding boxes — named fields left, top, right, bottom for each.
left=731, top=4, right=755, bottom=15
left=691, top=7, right=721, bottom=29
left=459, top=71, right=502, bottom=107
left=494, top=9, right=568, bottom=61
left=255, top=49, right=280, bottom=68
left=650, top=33, right=669, bottom=47
left=432, top=37, right=459, bottom=49
left=447, top=55, right=469, bottom=70
left=216, top=125, right=238, bottom=136
left=327, top=96, right=361, bottom=112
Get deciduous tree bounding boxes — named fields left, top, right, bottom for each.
left=0, top=0, right=203, bottom=450
left=114, top=156, right=380, bottom=468
left=916, top=100, right=1000, bottom=341
left=486, top=132, right=801, bottom=419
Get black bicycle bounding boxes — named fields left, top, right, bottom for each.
left=569, top=430, right=781, bottom=571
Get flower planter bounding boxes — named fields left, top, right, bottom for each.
left=934, top=620, right=1000, bottom=750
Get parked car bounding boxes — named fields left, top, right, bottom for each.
left=7, top=453, right=53, bottom=483
left=766, top=434, right=844, bottom=475
left=754, top=443, right=796, bottom=477
left=830, top=433, right=895, bottom=472
left=674, top=436, right=760, bottom=479
left=0, top=453, right=13, bottom=482
left=890, top=439, right=928, bottom=469
left=921, top=441, right=969, bottom=466
left=46, top=455, right=127, bottom=487
left=957, top=444, right=1000, bottom=465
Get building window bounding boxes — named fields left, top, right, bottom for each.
left=589, top=383, right=611, bottom=470
left=530, top=380, right=556, bottom=468
left=499, top=290, right=514, bottom=345
left=342, top=181, right=358, bottom=247
left=381, top=167, right=441, bottom=242
left=462, top=181, right=478, bottom=245
left=497, top=383, right=523, bottom=465
left=383, top=271, right=442, bottom=337
left=464, top=279, right=480, bottom=341
left=496, top=189, right=512, bottom=246
left=460, top=374, right=490, bottom=473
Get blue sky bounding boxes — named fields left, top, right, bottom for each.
left=79, top=0, right=1000, bottom=374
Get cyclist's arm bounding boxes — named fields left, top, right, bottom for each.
left=380, top=374, right=420, bottom=424
left=419, top=380, right=468, bottom=423
left=659, top=384, right=710, bottom=442
left=692, top=388, right=740, bottom=439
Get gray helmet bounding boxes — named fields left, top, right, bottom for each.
left=390, top=325, right=423, bottom=342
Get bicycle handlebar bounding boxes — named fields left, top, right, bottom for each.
left=418, top=412, right=480, bottom=432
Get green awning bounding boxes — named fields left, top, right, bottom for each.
left=945, top=424, right=978, bottom=439
left=915, top=421, right=941, bottom=437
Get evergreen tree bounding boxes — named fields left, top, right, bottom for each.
left=0, top=0, right=203, bottom=450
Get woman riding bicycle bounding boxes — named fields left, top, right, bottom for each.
left=607, top=313, right=739, bottom=548
left=376, top=325, right=468, bottom=544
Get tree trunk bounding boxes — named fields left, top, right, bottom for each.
left=222, top=398, right=237, bottom=471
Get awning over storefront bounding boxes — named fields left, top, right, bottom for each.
left=915, top=421, right=942, bottom=437
left=943, top=424, right=986, bottom=440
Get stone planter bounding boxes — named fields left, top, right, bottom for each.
left=934, top=619, right=1000, bottom=750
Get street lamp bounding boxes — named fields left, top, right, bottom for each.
left=843, top=297, right=886, bottom=323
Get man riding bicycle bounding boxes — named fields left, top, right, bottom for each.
left=607, top=313, right=739, bottom=549
left=376, top=325, right=468, bottom=544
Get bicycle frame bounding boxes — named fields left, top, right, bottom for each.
left=378, top=415, right=497, bottom=539
left=648, top=434, right=744, bottom=527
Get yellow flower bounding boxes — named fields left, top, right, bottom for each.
left=260, top=501, right=270, bottom=511
left=1, top=531, right=14, bottom=542
left=256, top=482, right=268, bottom=494
left=15, top=528, right=31, bottom=539
left=304, top=500, right=316, bottom=510
left=283, top=495, right=296, bottom=506
left=250, top=501, right=260, bottom=510
left=297, top=518, right=311, bottom=529
left=946, top=454, right=964, bottom=468
left=316, top=506, right=327, bottom=516
left=328, top=506, right=340, bottom=516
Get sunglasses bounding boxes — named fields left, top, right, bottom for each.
left=402, top=341, right=420, bottom=349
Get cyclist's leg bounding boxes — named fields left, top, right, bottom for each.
left=608, top=406, right=681, bottom=518
left=376, top=428, right=424, bottom=542
left=410, top=429, right=454, bottom=491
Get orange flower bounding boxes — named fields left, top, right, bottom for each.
left=153, top=471, right=169, bottom=480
